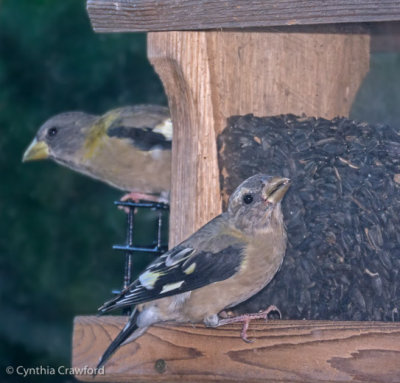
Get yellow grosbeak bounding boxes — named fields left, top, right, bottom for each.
left=23, top=105, right=172, bottom=201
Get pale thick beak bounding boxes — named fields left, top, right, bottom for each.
left=22, top=138, right=50, bottom=162
left=264, top=177, right=291, bottom=204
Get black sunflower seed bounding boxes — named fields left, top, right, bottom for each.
left=218, top=114, right=400, bottom=321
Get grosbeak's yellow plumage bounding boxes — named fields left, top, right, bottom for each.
left=96, top=174, right=290, bottom=368
left=22, top=105, right=172, bottom=201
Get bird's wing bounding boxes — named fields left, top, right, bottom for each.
left=105, top=105, right=172, bottom=151
left=99, top=238, right=244, bottom=313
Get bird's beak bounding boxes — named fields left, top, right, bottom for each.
left=264, top=177, right=291, bottom=204
left=22, top=138, right=50, bottom=162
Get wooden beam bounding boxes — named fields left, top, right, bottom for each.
left=147, top=28, right=370, bottom=246
left=86, top=0, right=400, bottom=32
left=72, top=316, right=400, bottom=382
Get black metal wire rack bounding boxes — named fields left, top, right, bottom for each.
left=112, top=200, right=169, bottom=303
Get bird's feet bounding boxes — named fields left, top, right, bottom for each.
left=216, top=305, right=281, bottom=343
left=120, top=192, right=163, bottom=203
left=119, top=192, right=167, bottom=213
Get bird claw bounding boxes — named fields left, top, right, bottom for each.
left=240, top=327, right=254, bottom=343
left=241, top=336, right=254, bottom=343
left=120, top=192, right=161, bottom=203
left=119, top=192, right=163, bottom=213
left=216, top=304, right=281, bottom=343
left=262, top=305, right=281, bottom=320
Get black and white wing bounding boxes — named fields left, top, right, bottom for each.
left=105, top=105, right=172, bottom=151
left=99, top=241, right=244, bottom=313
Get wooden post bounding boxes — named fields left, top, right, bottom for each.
left=148, top=28, right=370, bottom=246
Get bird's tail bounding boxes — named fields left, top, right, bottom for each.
left=96, top=308, right=143, bottom=370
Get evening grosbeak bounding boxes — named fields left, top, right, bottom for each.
left=22, top=105, right=172, bottom=202
left=96, top=174, right=290, bottom=369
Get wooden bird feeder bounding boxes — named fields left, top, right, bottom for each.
left=73, top=1, right=400, bottom=381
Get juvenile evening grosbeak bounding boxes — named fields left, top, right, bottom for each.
left=97, top=174, right=290, bottom=369
left=22, top=105, right=172, bottom=202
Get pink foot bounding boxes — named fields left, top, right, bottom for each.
left=119, top=192, right=167, bottom=213
left=120, top=192, right=161, bottom=203
left=217, top=305, right=281, bottom=343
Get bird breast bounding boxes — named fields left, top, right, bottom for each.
left=84, top=137, right=172, bottom=194
left=180, top=224, right=287, bottom=323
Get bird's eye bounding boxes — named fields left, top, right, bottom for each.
left=47, top=127, right=58, bottom=138
left=243, top=194, right=253, bottom=204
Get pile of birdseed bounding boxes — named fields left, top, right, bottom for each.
left=218, top=114, right=400, bottom=321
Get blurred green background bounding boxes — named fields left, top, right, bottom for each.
left=0, top=1, right=167, bottom=382
left=1, top=1, right=400, bottom=382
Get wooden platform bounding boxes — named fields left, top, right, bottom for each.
left=73, top=316, right=400, bottom=382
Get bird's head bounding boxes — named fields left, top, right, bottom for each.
left=22, top=112, right=98, bottom=167
left=227, top=174, right=291, bottom=234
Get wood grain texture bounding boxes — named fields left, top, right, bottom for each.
left=73, top=316, right=400, bottom=382
left=147, top=29, right=369, bottom=246
left=148, top=32, right=221, bottom=246
left=86, top=0, right=400, bottom=32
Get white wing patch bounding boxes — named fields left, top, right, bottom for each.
left=139, top=270, right=162, bottom=289
left=160, top=281, right=184, bottom=294
left=153, top=118, right=173, bottom=141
